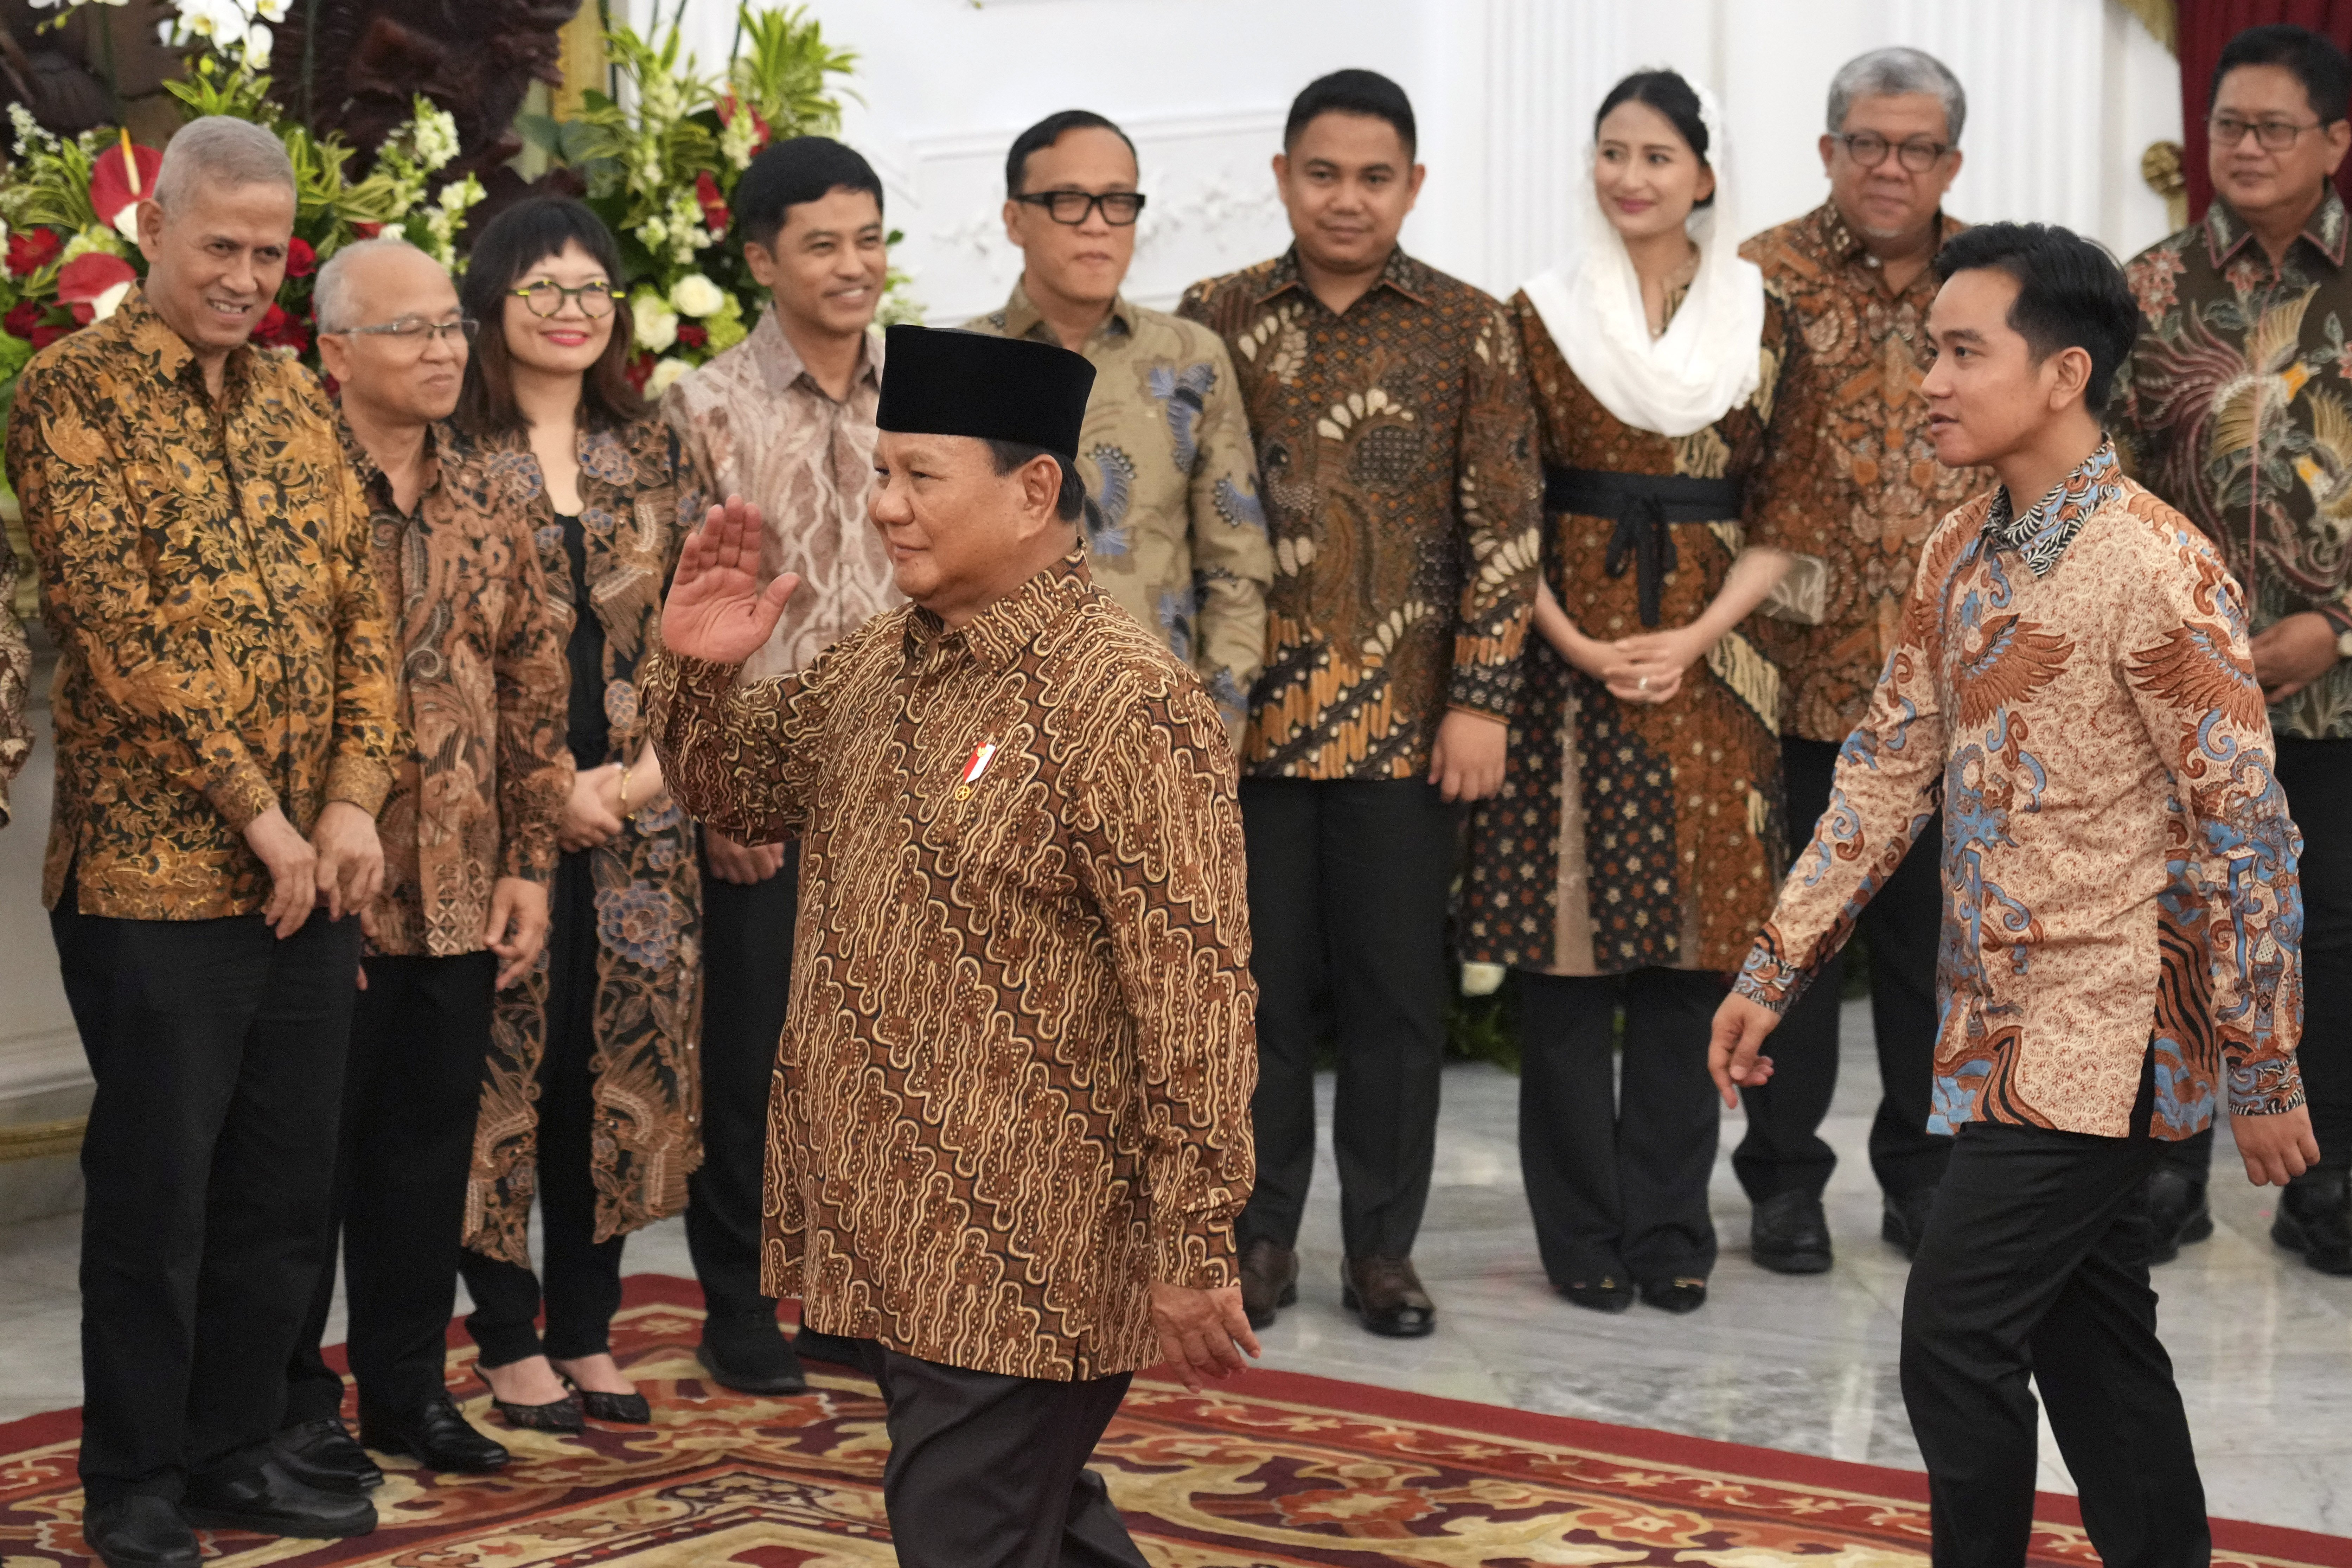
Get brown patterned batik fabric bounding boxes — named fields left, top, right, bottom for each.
left=1178, top=246, right=1542, bottom=779
left=644, top=554, right=1257, bottom=1382
left=1462, top=290, right=1791, bottom=978
left=6, top=288, right=399, bottom=917
left=1736, top=444, right=2304, bottom=1141
left=1741, top=203, right=1993, bottom=742
left=2114, top=188, right=2352, bottom=740
left=463, top=416, right=710, bottom=1263
left=0, top=530, right=28, bottom=829
left=352, top=421, right=570, bottom=958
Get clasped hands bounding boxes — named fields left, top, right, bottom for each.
left=1565, top=621, right=1708, bottom=706
left=243, top=799, right=381, bottom=940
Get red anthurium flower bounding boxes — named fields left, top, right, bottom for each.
left=285, top=238, right=317, bottom=279
left=4, top=301, right=40, bottom=340
left=57, top=252, right=139, bottom=325
left=8, top=227, right=62, bottom=277
left=695, top=171, right=730, bottom=234
left=89, top=140, right=165, bottom=237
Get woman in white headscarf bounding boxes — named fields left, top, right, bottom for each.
left=1463, top=68, right=1792, bottom=1318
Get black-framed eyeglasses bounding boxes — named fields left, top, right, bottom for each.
left=1013, top=190, right=1147, bottom=226
left=510, top=279, right=617, bottom=318
left=1832, top=131, right=1952, bottom=173
left=330, top=316, right=479, bottom=348
left=2210, top=113, right=2329, bottom=151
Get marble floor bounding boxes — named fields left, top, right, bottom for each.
left=2, top=1013, right=2347, bottom=1539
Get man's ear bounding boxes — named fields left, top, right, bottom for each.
left=1017, top=452, right=1063, bottom=527
left=2049, top=344, right=2095, bottom=410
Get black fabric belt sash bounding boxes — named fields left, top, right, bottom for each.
left=1543, top=467, right=1744, bottom=628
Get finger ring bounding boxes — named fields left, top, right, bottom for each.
left=1637, top=676, right=1649, bottom=691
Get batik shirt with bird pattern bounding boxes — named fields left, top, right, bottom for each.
left=969, top=285, right=1272, bottom=740
left=1734, top=444, right=2304, bottom=1140
left=2116, top=188, right=2352, bottom=740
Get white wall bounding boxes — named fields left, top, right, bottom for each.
left=671, top=0, right=2183, bottom=321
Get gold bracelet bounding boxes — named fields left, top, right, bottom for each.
left=616, top=765, right=632, bottom=820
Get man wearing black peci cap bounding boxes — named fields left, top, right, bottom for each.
left=643, top=324, right=1260, bottom=1564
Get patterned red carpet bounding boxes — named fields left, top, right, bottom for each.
left=0, top=1274, right=2343, bottom=1567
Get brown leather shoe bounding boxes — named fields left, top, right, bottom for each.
left=1238, top=1237, right=1299, bottom=1328
left=1341, top=1255, right=1436, bottom=1337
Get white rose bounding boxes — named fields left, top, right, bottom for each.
left=669, top=273, right=725, bottom=319
left=643, top=356, right=693, bottom=401
left=632, top=295, right=678, bottom=354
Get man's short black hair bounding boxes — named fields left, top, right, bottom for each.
left=2213, top=24, right=2352, bottom=125
left=1284, top=69, right=1416, bottom=157
left=734, top=136, right=884, bottom=250
left=983, top=439, right=1086, bottom=523
left=1932, top=221, right=2141, bottom=413
left=1005, top=110, right=1138, bottom=197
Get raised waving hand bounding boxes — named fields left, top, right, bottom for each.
left=661, top=497, right=800, bottom=666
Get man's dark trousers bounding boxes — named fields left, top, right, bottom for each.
left=1734, top=735, right=1950, bottom=1202
left=1901, top=1051, right=2208, bottom=1567
left=285, top=950, right=498, bottom=1425
left=870, top=1348, right=1146, bottom=1568
left=1235, top=777, right=1462, bottom=1260
left=689, top=837, right=799, bottom=1326
left=52, top=881, right=362, bottom=1503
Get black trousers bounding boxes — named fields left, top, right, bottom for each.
left=688, top=837, right=799, bottom=1327
left=1236, top=777, right=1463, bottom=1260
left=1902, top=1051, right=2208, bottom=1566
left=872, top=1349, right=1146, bottom=1568
left=1734, top=735, right=1951, bottom=1202
left=1517, top=967, right=1723, bottom=1285
left=52, top=882, right=362, bottom=1504
left=285, top=950, right=497, bottom=1423
left=458, top=852, right=625, bottom=1364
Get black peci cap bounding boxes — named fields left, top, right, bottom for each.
left=876, top=325, right=1095, bottom=461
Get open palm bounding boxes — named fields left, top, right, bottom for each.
left=662, top=497, right=799, bottom=665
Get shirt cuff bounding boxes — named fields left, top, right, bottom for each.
left=1151, top=1209, right=1241, bottom=1291
left=1446, top=654, right=1522, bottom=719
left=1732, top=928, right=1806, bottom=1015
left=325, top=755, right=393, bottom=819
left=2225, top=1055, right=2306, bottom=1118
left=205, top=760, right=281, bottom=833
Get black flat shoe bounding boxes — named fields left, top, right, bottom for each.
left=181, top=1459, right=376, bottom=1538
left=697, top=1323, right=807, bottom=1396
left=83, top=1497, right=200, bottom=1568
left=1341, top=1256, right=1436, bottom=1338
left=359, top=1395, right=511, bottom=1472
left=1751, top=1191, right=1833, bottom=1274
left=479, top=1371, right=584, bottom=1433
left=273, top=1416, right=383, bottom=1492
left=570, top=1387, right=651, bottom=1424
left=1558, top=1278, right=1635, bottom=1314
left=1639, top=1277, right=1708, bottom=1314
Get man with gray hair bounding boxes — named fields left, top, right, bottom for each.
left=7, top=115, right=396, bottom=1565
left=1733, top=48, right=1989, bottom=1275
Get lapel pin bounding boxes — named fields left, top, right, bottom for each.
left=956, top=740, right=999, bottom=800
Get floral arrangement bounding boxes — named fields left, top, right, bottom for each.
left=522, top=4, right=917, bottom=401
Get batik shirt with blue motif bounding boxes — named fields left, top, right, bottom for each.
left=970, top=284, right=1270, bottom=738
left=1734, top=442, right=2305, bottom=1139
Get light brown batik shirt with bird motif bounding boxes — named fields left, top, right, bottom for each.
left=0, top=532, right=29, bottom=829
left=645, top=554, right=1257, bottom=1381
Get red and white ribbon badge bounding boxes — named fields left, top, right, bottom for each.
left=960, top=740, right=999, bottom=786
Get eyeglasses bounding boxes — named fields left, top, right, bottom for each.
left=2210, top=113, right=2328, bottom=151
left=1012, top=190, right=1147, bottom=226
left=1832, top=131, right=1953, bottom=173
left=510, top=279, right=617, bottom=318
left=329, top=316, right=479, bottom=349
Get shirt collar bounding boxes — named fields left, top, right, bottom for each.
left=2205, top=186, right=2350, bottom=271
left=904, top=551, right=1094, bottom=674
left=997, top=278, right=1136, bottom=345
left=749, top=306, right=884, bottom=400
left=117, top=286, right=256, bottom=398
left=1814, top=200, right=1961, bottom=275
left=1982, top=439, right=2122, bottom=577
left=336, top=413, right=450, bottom=515
left=1253, top=243, right=1430, bottom=309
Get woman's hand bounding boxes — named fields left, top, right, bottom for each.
left=1608, top=626, right=1709, bottom=704
left=560, top=762, right=624, bottom=852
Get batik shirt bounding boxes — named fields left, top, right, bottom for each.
left=1178, top=247, right=1542, bottom=778
left=1742, top=203, right=1992, bottom=742
left=6, top=289, right=398, bottom=917
left=0, top=533, right=28, bottom=829
left=970, top=283, right=1272, bottom=736
left=1735, top=443, right=2303, bottom=1139
left=660, top=311, right=901, bottom=684
left=351, top=422, right=569, bottom=956
left=2115, top=188, right=2352, bottom=739
left=645, top=555, right=1256, bottom=1381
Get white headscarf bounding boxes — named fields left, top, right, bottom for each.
left=1521, top=76, right=1765, bottom=439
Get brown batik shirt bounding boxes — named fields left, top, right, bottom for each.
left=0, top=531, right=28, bottom=829
left=1178, top=247, right=1542, bottom=778
left=349, top=421, right=569, bottom=956
left=645, top=554, right=1257, bottom=1381
left=1742, top=202, right=1992, bottom=742
left=6, top=289, right=398, bottom=916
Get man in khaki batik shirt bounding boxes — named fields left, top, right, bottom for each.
left=970, top=109, right=1271, bottom=737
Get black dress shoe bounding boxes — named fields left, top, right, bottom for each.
left=1751, top=1192, right=1833, bottom=1274
left=359, top=1395, right=511, bottom=1472
left=274, top=1416, right=383, bottom=1492
left=697, top=1319, right=808, bottom=1395
left=1639, top=1276, right=1708, bottom=1314
left=83, top=1497, right=200, bottom=1568
left=2274, top=1168, right=2352, bottom=1276
left=2146, top=1168, right=2213, bottom=1266
left=1239, top=1237, right=1299, bottom=1329
left=181, top=1459, right=376, bottom=1538
left=1341, top=1256, right=1436, bottom=1337
left=1558, top=1278, right=1635, bottom=1314
left=789, top=1328, right=871, bottom=1371
left=1881, top=1187, right=1938, bottom=1260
